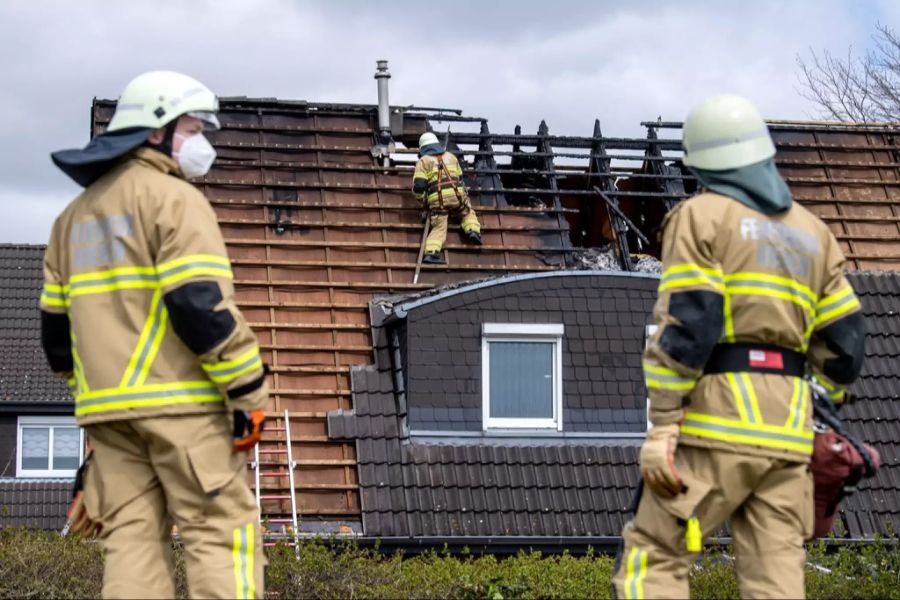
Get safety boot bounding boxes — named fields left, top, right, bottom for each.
left=422, top=252, right=445, bottom=264
left=465, top=231, right=482, bottom=245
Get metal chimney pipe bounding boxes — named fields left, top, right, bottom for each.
left=374, top=60, right=391, bottom=140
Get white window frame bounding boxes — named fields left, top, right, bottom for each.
left=645, top=324, right=658, bottom=431
left=16, top=416, right=84, bottom=478
left=482, top=323, right=564, bottom=431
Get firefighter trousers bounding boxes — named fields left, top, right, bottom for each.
left=83, top=412, right=265, bottom=600
left=613, top=445, right=813, bottom=599
left=425, top=194, right=481, bottom=253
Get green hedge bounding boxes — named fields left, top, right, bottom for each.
left=1, top=528, right=898, bottom=599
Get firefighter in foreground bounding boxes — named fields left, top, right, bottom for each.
left=412, top=132, right=482, bottom=264
left=613, top=95, right=865, bottom=599
left=41, top=71, right=266, bottom=599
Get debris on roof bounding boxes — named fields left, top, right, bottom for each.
left=573, top=247, right=662, bottom=274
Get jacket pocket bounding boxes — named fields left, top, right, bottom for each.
left=657, top=467, right=714, bottom=522
left=187, top=434, right=243, bottom=497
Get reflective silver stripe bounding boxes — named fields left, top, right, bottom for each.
left=733, top=373, right=758, bottom=424
left=688, top=127, right=770, bottom=153
left=75, top=384, right=220, bottom=409
left=683, top=417, right=813, bottom=445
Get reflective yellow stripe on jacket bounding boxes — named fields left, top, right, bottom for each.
left=813, top=375, right=845, bottom=402
left=721, top=272, right=818, bottom=344
left=681, top=412, right=814, bottom=455
left=74, top=381, right=222, bottom=417
left=658, top=264, right=725, bottom=293
left=40, top=283, right=69, bottom=308
left=120, top=288, right=168, bottom=387
left=814, top=285, right=860, bottom=327
left=643, top=362, right=697, bottom=391
left=52, top=254, right=233, bottom=301
left=203, top=347, right=263, bottom=385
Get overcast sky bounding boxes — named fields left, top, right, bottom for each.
left=1, top=0, right=896, bottom=243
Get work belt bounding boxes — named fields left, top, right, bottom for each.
left=703, top=342, right=806, bottom=377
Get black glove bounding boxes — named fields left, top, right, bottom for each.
left=233, top=410, right=266, bottom=453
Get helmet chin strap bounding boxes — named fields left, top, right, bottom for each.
left=145, top=119, right=179, bottom=157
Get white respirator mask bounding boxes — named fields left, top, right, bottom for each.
left=174, top=132, right=216, bottom=179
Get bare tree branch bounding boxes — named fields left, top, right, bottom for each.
left=796, top=23, right=900, bottom=122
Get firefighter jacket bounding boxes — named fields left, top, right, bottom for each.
left=643, top=192, right=865, bottom=462
left=412, top=152, right=466, bottom=206
left=40, top=148, right=268, bottom=425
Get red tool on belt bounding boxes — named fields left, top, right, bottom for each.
left=810, top=385, right=880, bottom=539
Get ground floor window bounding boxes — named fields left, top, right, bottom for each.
left=17, top=416, right=83, bottom=478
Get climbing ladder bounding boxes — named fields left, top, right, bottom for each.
left=252, top=409, right=300, bottom=553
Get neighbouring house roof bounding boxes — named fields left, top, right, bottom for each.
left=0, top=245, right=70, bottom=409
left=840, top=271, right=900, bottom=537
left=0, top=478, right=71, bottom=530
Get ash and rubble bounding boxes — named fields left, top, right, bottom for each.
left=573, top=246, right=662, bottom=274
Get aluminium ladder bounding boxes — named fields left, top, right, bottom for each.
left=252, top=409, right=300, bottom=554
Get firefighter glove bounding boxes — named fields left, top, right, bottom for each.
left=62, top=452, right=101, bottom=538
left=233, top=409, right=266, bottom=453
left=640, top=423, right=683, bottom=499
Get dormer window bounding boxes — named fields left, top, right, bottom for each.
left=481, top=323, right=564, bottom=430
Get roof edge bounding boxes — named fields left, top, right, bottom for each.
left=0, top=402, right=73, bottom=414
left=385, top=270, right=659, bottom=321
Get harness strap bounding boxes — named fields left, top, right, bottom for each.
left=703, top=342, right=806, bottom=377
left=434, top=154, right=465, bottom=208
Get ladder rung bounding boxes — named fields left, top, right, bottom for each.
left=260, top=495, right=292, bottom=500
left=258, top=484, right=358, bottom=491
left=296, top=459, right=356, bottom=466
left=265, top=427, right=286, bottom=432
left=257, top=449, right=291, bottom=455
left=266, top=518, right=295, bottom=523
left=264, top=411, right=328, bottom=419
left=259, top=472, right=290, bottom=477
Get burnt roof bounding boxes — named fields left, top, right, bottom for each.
left=80, top=97, right=900, bottom=536
left=642, top=121, right=900, bottom=271
left=0, top=245, right=70, bottom=409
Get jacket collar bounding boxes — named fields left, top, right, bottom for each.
left=129, top=147, right=184, bottom=178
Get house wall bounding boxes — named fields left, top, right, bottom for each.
left=401, top=273, right=657, bottom=433
left=0, top=415, right=16, bottom=476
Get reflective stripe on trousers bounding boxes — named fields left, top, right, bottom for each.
left=233, top=523, right=256, bottom=600
left=623, top=546, right=648, bottom=599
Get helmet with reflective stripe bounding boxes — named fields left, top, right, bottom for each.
left=682, top=94, right=775, bottom=171
left=107, top=70, right=220, bottom=132
left=418, top=132, right=440, bottom=148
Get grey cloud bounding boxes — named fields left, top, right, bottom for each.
left=0, top=0, right=886, bottom=242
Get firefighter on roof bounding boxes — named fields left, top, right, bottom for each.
left=412, top=131, right=482, bottom=264
left=612, top=94, right=866, bottom=599
left=42, top=70, right=266, bottom=599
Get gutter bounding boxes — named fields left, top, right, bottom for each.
left=382, top=269, right=660, bottom=323
left=0, top=402, right=73, bottom=414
